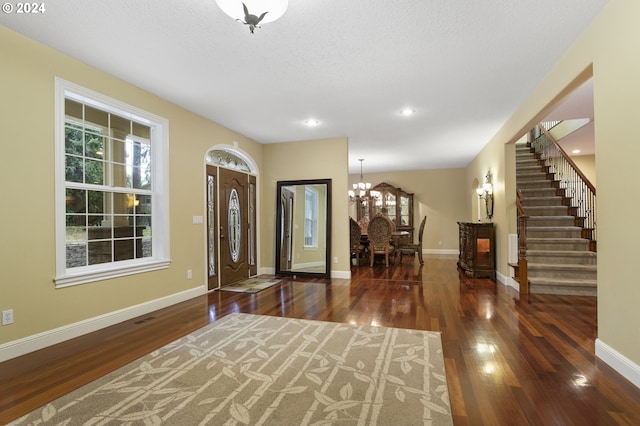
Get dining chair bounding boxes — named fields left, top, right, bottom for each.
left=349, top=217, right=365, bottom=266
left=367, top=214, right=395, bottom=267
left=397, top=215, right=427, bottom=265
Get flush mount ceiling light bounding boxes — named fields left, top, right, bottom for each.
left=304, top=118, right=321, bottom=127
left=400, top=107, right=415, bottom=117
left=216, top=0, right=288, bottom=33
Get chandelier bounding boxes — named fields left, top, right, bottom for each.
left=216, top=0, right=288, bottom=33
left=348, top=159, right=380, bottom=201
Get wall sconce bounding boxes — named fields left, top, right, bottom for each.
left=476, top=171, right=494, bottom=220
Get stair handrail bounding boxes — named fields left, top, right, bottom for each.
left=538, top=124, right=597, bottom=194
left=532, top=123, right=597, bottom=249
left=516, top=189, right=529, bottom=294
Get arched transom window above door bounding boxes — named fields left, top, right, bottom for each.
left=206, top=149, right=252, bottom=172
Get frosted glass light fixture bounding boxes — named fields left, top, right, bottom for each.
left=216, top=0, right=288, bottom=33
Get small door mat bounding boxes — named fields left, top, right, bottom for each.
left=219, top=277, right=282, bottom=293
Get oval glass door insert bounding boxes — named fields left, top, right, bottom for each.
left=228, top=188, right=241, bottom=262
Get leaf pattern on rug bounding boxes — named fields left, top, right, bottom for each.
left=9, top=314, right=452, bottom=426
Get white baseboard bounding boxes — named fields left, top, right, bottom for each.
left=497, top=269, right=520, bottom=291
left=423, top=249, right=458, bottom=257
left=595, top=338, right=640, bottom=390
left=0, top=286, right=205, bottom=363
left=260, top=266, right=348, bottom=279
left=331, top=270, right=351, bottom=279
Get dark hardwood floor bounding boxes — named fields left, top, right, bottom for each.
left=2, top=256, right=640, bottom=425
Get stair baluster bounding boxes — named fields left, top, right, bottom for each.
left=533, top=123, right=597, bottom=250
left=515, top=127, right=597, bottom=295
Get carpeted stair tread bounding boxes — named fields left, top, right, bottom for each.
left=529, top=277, right=597, bottom=287
left=527, top=226, right=582, bottom=231
left=522, top=196, right=564, bottom=201
left=527, top=250, right=597, bottom=258
left=528, top=215, right=576, bottom=220
left=527, top=217, right=576, bottom=226
left=526, top=250, right=597, bottom=266
left=519, top=189, right=562, bottom=198
left=529, top=278, right=597, bottom=296
left=522, top=206, right=570, bottom=215
left=527, top=237, right=590, bottom=243
left=528, top=263, right=596, bottom=271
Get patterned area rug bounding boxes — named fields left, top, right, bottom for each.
left=10, top=314, right=453, bottom=425
left=219, top=277, right=282, bottom=293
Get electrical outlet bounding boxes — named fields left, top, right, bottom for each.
left=187, top=269, right=193, bottom=279
left=333, top=256, right=338, bottom=264
left=2, top=309, right=13, bottom=325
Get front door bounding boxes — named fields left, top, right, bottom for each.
left=219, top=167, right=249, bottom=286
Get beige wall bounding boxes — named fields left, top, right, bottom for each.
left=348, top=169, right=469, bottom=253
left=261, top=138, right=350, bottom=275
left=0, top=27, right=265, bottom=345
left=571, top=154, right=596, bottom=186
left=468, top=0, right=640, bottom=370
left=465, top=134, right=511, bottom=276
left=0, top=28, right=351, bottom=353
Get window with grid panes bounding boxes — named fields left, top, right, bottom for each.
left=55, top=79, right=169, bottom=287
left=304, top=186, right=318, bottom=247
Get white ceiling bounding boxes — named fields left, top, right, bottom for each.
left=0, top=0, right=605, bottom=173
left=544, top=79, right=595, bottom=156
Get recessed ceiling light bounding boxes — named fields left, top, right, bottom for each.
left=572, top=149, right=581, bottom=154
left=400, top=107, right=415, bottom=117
left=304, top=118, right=321, bottom=127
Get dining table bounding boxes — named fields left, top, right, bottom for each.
left=360, top=230, right=410, bottom=245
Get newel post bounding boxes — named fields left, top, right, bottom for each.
left=518, top=215, right=529, bottom=294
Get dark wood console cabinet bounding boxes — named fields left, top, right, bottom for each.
left=457, top=222, right=496, bottom=279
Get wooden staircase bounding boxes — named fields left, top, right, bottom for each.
left=514, top=142, right=597, bottom=296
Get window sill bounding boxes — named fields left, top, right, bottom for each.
left=54, top=260, right=171, bottom=288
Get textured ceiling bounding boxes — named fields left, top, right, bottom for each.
left=0, top=0, right=606, bottom=173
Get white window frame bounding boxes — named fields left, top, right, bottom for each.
left=54, top=78, right=170, bottom=288
left=304, top=186, right=318, bottom=248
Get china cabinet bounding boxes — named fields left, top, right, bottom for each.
left=356, top=182, right=414, bottom=240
